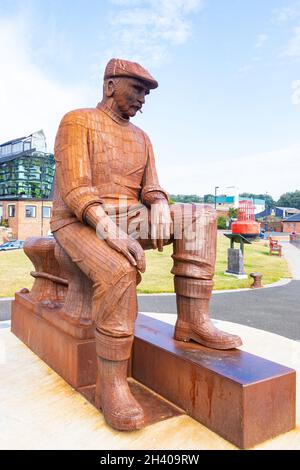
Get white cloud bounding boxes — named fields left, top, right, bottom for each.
left=98, top=0, right=204, bottom=68
left=238, top=64, right=253, bottom=75
left=255, top=34, right=268, bottom=48
left=273, top=3, right=300, bottom=23
left=291, top=80, right=300, bottom=104
left=0, top=15, right=90, bottom=152
left=158, top=145, right=300, bottom=200
left=283, top=25, right=300, bottom=58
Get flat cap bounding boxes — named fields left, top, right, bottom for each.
left=104, top=58, right=158, bottom=89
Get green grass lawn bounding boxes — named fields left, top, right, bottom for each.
left=0, top=235, right=291, bottom=297
left=137, top=236, right=291, bottom=293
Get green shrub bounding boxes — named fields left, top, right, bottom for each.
left=0, top=218, right=9, bottom=228
left=217, top=216, right=227, bottom=229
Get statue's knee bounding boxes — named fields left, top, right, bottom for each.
left=94, top=258, right=137, bottom=288
left=119, top=258, right=137, bottom=277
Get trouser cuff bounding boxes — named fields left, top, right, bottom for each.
left=95, top=329, right=134, bottom=361
left=174, top=276, right=213, bottom=299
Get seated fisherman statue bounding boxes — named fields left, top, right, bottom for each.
left=51, top=58, right=242, bottom=431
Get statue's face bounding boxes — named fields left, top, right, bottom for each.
left=111, top=77, right=150, bottom=118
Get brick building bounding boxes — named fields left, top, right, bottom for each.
left=0, top=199, right=53, bottom=240
left=0, top=130, right=55, bottom=240
left=283, top=213, right=300, bottom=234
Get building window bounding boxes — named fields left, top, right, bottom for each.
left=24, top=142, right=31, bottom=151
left=8, top=205, right=15, bottom=217
left=1, top=144, right=12, bottom=155
left=42, top=206, right=52, bottom=218
left=25, top=205, right=36, bottom=218
left=12, top=142, right=23, bottom=153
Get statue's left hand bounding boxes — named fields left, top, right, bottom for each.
left=150, top=200, right=173, bottom=252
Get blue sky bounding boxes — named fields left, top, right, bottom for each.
left=0, top=0, right=299, bottom=199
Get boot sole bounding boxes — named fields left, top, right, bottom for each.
left=174, top=322, right=242, bottom=350
left=96, top=395, right=145, bottom=431
left=105, top=413, right=145, bottom=432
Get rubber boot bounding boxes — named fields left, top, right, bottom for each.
left=94, top=330, right=145, bottom=431
left=174, top=277, right=242, bottom=350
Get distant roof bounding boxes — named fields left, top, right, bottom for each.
left=0, top=130, right=46, bottom=147
left=216, top=196, right=234, bottom=204
left=276, top=206, right=300, bottom=212
left=0, top=136, right=27, bottom=147
left=215, top=196, right=266, bottom=205
left=283, top=213, right=300, bottom=222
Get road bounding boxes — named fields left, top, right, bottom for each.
left=138, top=280, right=300, bottom=341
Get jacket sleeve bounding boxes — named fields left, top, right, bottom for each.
left=141, top=132, right=168, bottom=205
left=54, top=111, right=103, bottom=223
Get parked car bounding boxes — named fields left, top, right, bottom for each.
left=0, top=240, right=24, bottom=251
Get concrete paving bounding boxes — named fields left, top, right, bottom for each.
left=0, top=298, right=12, bottom=321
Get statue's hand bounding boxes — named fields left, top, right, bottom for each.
left=106, top=233, right=146, bottom=273
left=87, top=205, right=146, bottom=272
left=151, top=200, right=173, bottom=252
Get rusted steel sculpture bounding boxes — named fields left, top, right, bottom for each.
left=22, top=59, right=243, bottom=432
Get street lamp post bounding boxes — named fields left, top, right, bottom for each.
left=214, top=186, right=219, bottom=210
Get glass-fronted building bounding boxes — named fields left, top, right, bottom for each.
left=0, top=130, right=55, bottom=199
left=0, top=131, right=55, bottom=239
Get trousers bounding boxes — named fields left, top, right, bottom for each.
left=53, top=203, right=217, bottom=342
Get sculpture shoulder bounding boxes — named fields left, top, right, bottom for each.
left=129, top=122, right=152, bottom=146
left=58, top=108, right=100, bottom=128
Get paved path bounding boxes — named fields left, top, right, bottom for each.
left=283, top=241, right=300, bottom=279
left=138, top=242, right=300, bottom=341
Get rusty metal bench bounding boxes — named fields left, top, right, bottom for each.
left=269, top=238, right=282, bottom=257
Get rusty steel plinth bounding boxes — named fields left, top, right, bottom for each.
left=132, top=315, right=296, bottom=449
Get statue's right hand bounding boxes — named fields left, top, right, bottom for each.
left=105, top=235, right=146, bottom=273
left=87, top=205, right=146, bottom=272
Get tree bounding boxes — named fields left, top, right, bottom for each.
left=217, top=216, right=227, bottom=229
left=277, top=191, right=300, bottom=210
left=204, top=194, right=215, bottom=203
left=170, top=194, right=203, bottom=203
left=228, top=207, right=238, bottom=219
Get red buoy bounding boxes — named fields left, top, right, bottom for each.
left=231, top=200, right=260, bottom=238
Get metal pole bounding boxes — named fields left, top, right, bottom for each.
left=214, top=186, right=219, bottom=210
